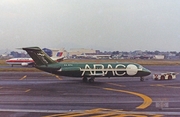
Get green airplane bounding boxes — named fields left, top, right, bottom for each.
left=22, top=47, right=151, bottom=82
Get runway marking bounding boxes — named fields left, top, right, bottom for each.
left=55, top=75, right=62, bottom=80
left=91, top=83, right=152, bottom=109
left=60, top=108, right=104, bottom=117
left=91, top=113, right=116, bottom=117
left=43, top=108, right=164, bottom=117
left=41, top=74, right=62, bottom=80
left=0, top=108, right=166, bottom=117
left=19, top=75, right=27, bottom=80
left=107, top=83, right=126, bottom=87
left=0, top=109, right=70, bottom=113
left=25, top=89, right=31, bottom=92
left=151, top=83, right=180, bottom=88
left=43, top=108, right=105, bottom=117
left=111, top=114, right=163, bottom=117
left=103, top=88, right=152, bottom=109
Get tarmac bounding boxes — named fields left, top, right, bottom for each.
left=0, top=65, right=180, bottom=117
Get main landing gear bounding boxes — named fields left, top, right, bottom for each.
left=83, top=77, right=88, bottom=82
left=82, top=77, right=95, bottom=83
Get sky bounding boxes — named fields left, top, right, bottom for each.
left=1, top=0, right=180, bottom=52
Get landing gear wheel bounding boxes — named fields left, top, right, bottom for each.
left=89, top=77, right=95, bottom=83
left=82, top=77, right=88, bottom=82
left=140, top=77, right=144, bottom=82
left=155, top=78, right=158, bottom=80
left=160, top=75, right=165, bottom=80
left=89, top=79, right=94, bottom=83
left=168, top=75, right=172, bottom=80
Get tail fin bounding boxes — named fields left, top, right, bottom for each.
left=22, top=47, right=56, bottom=66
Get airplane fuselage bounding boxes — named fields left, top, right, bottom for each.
left=6, top=58, right=34, bottom=67
left=22, top=47, right=151, bottom=82
left=36, top=62, right=151, bottom=78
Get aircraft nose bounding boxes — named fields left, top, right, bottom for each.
left=143, top=68, right=151, bottom=76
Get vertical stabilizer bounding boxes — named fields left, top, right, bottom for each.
left=22, top=47, right=56, bottom=66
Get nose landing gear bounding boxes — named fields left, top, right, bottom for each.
left=82, top=77, right=88, bottom=82
left=88, top=77, right=95, bottom=83
left=82, top=77, right=95, bottom=83
left=140, top=77, right=144, bottom=81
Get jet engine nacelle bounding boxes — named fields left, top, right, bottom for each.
left=61, top=67, right=80, bottom=71
left=21, top=63, right=29, bottom=67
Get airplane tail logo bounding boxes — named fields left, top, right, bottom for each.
left=22, top=47, right=56, bottom=66
left=56, top=52, right=63, bottom=57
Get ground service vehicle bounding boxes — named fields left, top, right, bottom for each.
left=153, top=72, right=178, bottom=80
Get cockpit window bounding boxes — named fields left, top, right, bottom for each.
left=139, top=65, right=143, bottom=69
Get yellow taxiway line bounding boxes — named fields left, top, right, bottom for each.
left=19, top=75, right=27, bottom=80
left=55, top=75, right=62, bottom=80
left=151, top=83, right=180, bottom=89
left=103, top=87, right=152, bottom=109
left=90, top=83, right=152, bottom=109
left=43, top=108, right=163, bottom=117
left=107, top=83, right=126, bottom=87
left=25, top=89, right=31, bottom=93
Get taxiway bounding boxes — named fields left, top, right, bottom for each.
left=0, top=65, right=180, bottom=117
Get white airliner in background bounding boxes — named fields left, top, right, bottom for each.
left=6, top=51, right=64, bottom=67
left=6, top=58, right=34, bottom=67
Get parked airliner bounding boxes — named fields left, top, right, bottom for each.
left=6, top=52, right=64, bottom=67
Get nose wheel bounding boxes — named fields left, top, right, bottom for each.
left=88, top=77, right=95, bottom=83
left=82, top=77, right=95, bottom=83
left=140, top=77, right=144, bottom=81
left=82, top=77, right=88, bottom=82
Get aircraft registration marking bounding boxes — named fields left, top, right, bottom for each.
left=63, top=64, right=73, bottom=66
